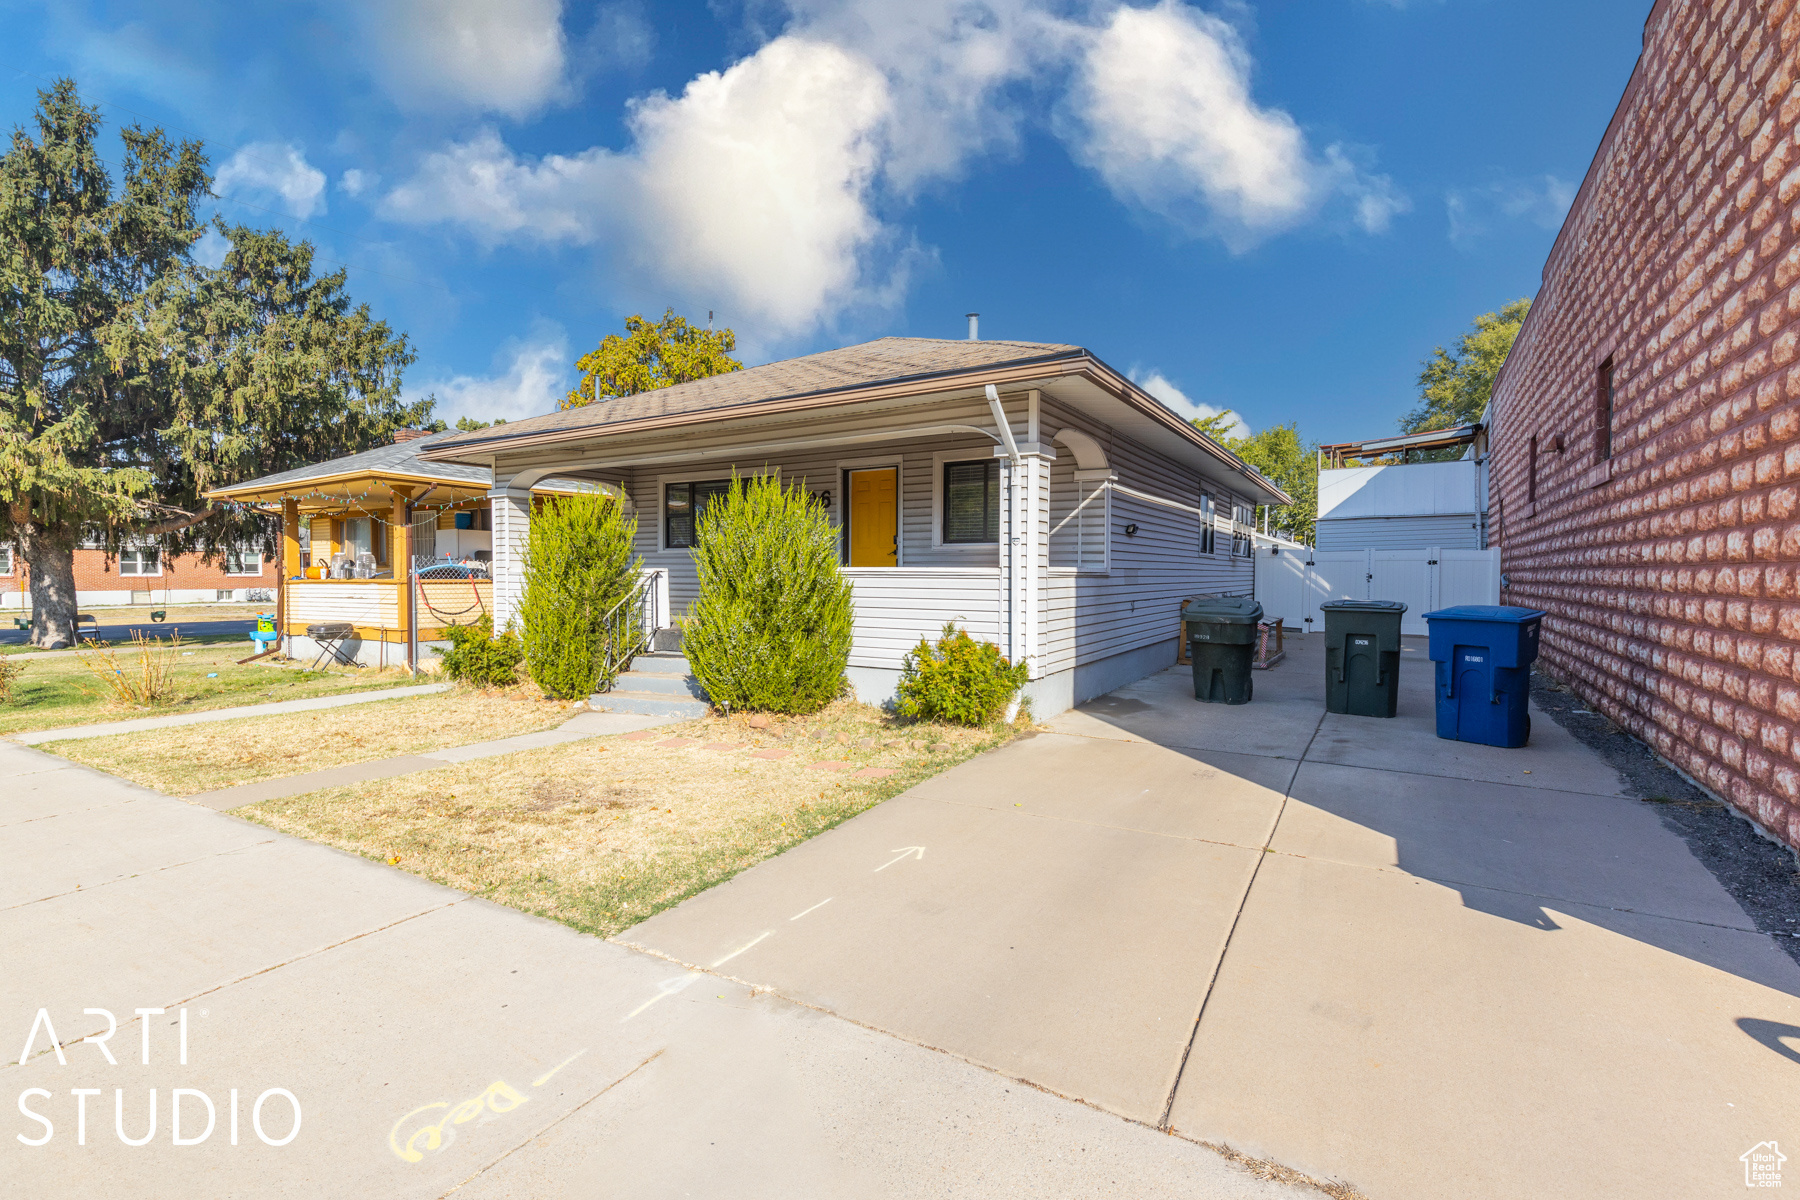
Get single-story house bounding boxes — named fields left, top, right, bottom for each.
left=419, top=336, right=1290, bottom=717
left=207, top=431, right=583, bottom=667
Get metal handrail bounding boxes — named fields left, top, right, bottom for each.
left=594, top=571, right=658, bottom=692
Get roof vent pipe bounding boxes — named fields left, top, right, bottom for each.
left=966, top=312, right=979, bottom=341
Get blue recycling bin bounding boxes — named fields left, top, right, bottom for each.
left=1423, top=605, right=1546, bottom=748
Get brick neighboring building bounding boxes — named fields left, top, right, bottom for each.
left=0, top=545, right=275, bottom=610
left=1488, top=0, right=1800, bottom=855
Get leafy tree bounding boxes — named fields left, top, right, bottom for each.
left=1227, top=423, right=1319, bottom=546
left=1404, top=299, right=1531, bottom=435
left=455, top=415, right=503, bottom=431
left=0, top=81, right=426, bottom=646
left=1191, top=412, right=1320, bottom=546
left=563, top=308, right=742, bottom=409
left=1189, top=410, right=1241, bottom=445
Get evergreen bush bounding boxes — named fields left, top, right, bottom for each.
left=895, top=623, right=1029, bottom=727
left=519, top=492, right=642, bottom=699
left=683, top=473, right=852, bottom=714
left=435, top=617, right=524, bottom=687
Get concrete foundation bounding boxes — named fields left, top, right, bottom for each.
left=282, top=632, right=413, bottom=670
left=848, top=637, right=1180, bottom=720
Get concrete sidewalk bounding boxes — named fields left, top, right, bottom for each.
left=182, top=708, right=678, bottom=808
left=0, top=729, right=1314, bottom=1196
left=626, top=635, right=1800, bottom=1198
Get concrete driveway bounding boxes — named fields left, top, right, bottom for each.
left=1, top=730, right=1310, bottom=1197
left=626, top=636, right=1800, bottom=1198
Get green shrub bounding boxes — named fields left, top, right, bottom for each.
left=519, top=492, right=642, bottom=699
left=435, top=616, right=525, bottom=687
left=895, top=623, right=1029, bottom=727
left=683, top=473, right=852, bottom=714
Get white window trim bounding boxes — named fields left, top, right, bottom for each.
left=0, top=546, right=13, bottom=574
left=1049, top=470, right=1112, bottom=575
left=837, top=455, right=905, bottom=567
left=225, top=546, right=264, bottom=576
left=118, top=547, right=163, bottom=577
left=651, top=467, right=782, bottom=554
left=930, top=450, right=1003, bottom=552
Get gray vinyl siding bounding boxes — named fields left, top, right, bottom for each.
left=1037, top=396, right=1253, bottom=676
left=489, top=390, right=1257, bottom=680
left=1314, top=515, right=1482, bottom=552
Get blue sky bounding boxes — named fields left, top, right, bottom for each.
left=0, top=0, right=1645, bottom=441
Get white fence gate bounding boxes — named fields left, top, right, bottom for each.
left=1254, top=547, right=1499, bottom=636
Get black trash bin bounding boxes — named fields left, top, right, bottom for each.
left=1183, top=596, right=1264, bottom=705
left=1320, top=599, right=1407, bottom=717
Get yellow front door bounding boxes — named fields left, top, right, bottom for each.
left=848, top=468, right=899, bottom=567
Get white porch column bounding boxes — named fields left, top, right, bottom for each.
left=994, top=390, right=1052, bottom=677
left=488, top=482, right=532, bottom=631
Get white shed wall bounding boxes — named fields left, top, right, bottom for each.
left=1313, top=514, right=1484, bottom=551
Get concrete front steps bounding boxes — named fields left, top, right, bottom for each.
left=589, top=651, right=710, bottom=719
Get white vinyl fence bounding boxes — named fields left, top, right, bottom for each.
left=1254, top=547, right=1500, bottom=636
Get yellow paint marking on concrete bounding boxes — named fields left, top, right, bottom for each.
left=533, top=1048, right=588, bottom=1088
left=388, top=1079, right=530, bottom=1163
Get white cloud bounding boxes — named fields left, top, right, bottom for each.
left=381, top=0, right=1406, bottom=337
left=362, top=0, right=568, bottom=118
left=781, top=0, right=1057, bottom=192
left=1134, top=370, right=1250, bottom=438
left=385, top=37, right=900, bottom=340
left=417, top=326, right=570, bottom=426
left=1065, top=2, right=1405, bottom=248
left=1323, top=144, right=1412, bottom=234
left=192, top=227, right=230, bottom=269
left=214, top=142, right=327, bottom=219
left=339, top=168, right=378, bottom=197
left=1446, top=173, right=1575, bottom=245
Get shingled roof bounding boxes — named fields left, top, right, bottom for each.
left=423, top=336, right=1083, bottom=456
left=211, top=429, right=490, bottom=497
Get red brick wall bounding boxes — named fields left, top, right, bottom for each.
left=0, top=549, right=273, bottom=597
left=1489, top=0, right=1800, bottom=853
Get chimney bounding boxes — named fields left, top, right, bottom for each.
left=392, top=428, right=432, bottom=444
left=966, top=312, right=979, bottom=341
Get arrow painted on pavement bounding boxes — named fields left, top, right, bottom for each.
left=874, top=846, right=926, bottom=873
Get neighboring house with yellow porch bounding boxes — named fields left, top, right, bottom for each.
left=418, top=336, right=1288, bottom=716
left=207, top=430, right=590, bottom=668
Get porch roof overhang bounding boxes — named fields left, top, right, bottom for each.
left=206, top=471, right=595, bottom=515
left=421, top=350, right=1293, bottom=507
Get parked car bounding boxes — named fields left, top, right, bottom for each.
left=416, top=561, right=490, bottom=580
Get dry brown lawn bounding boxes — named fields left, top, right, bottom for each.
left=239, top=701, right=1023, bottom=938
left=0, top=646, right=411, bottom=736
left=44, top=685, right=573, bottom=795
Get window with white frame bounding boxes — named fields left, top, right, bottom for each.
left=664, top=479, right=732, bottom=549
left=118, top=547, right=161, bottom=576
left=225, top=546, right=263, bottom=576
left=1231, top=501, right=1254, bottom=557
left=1199, top=492, right=1217, bottom=555
left=942, top=459, right=1001, bottom=544
left=1048, top=464, right=1109, bottom=572
left=0, top=546, right=13, bottom=574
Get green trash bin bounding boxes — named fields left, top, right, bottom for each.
left=1321, top=599, right=1407, bottom=717
left=1183, top=596, right=1264, bottom=705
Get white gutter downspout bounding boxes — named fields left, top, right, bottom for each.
left=988, top=384, right=1033, bottom=722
